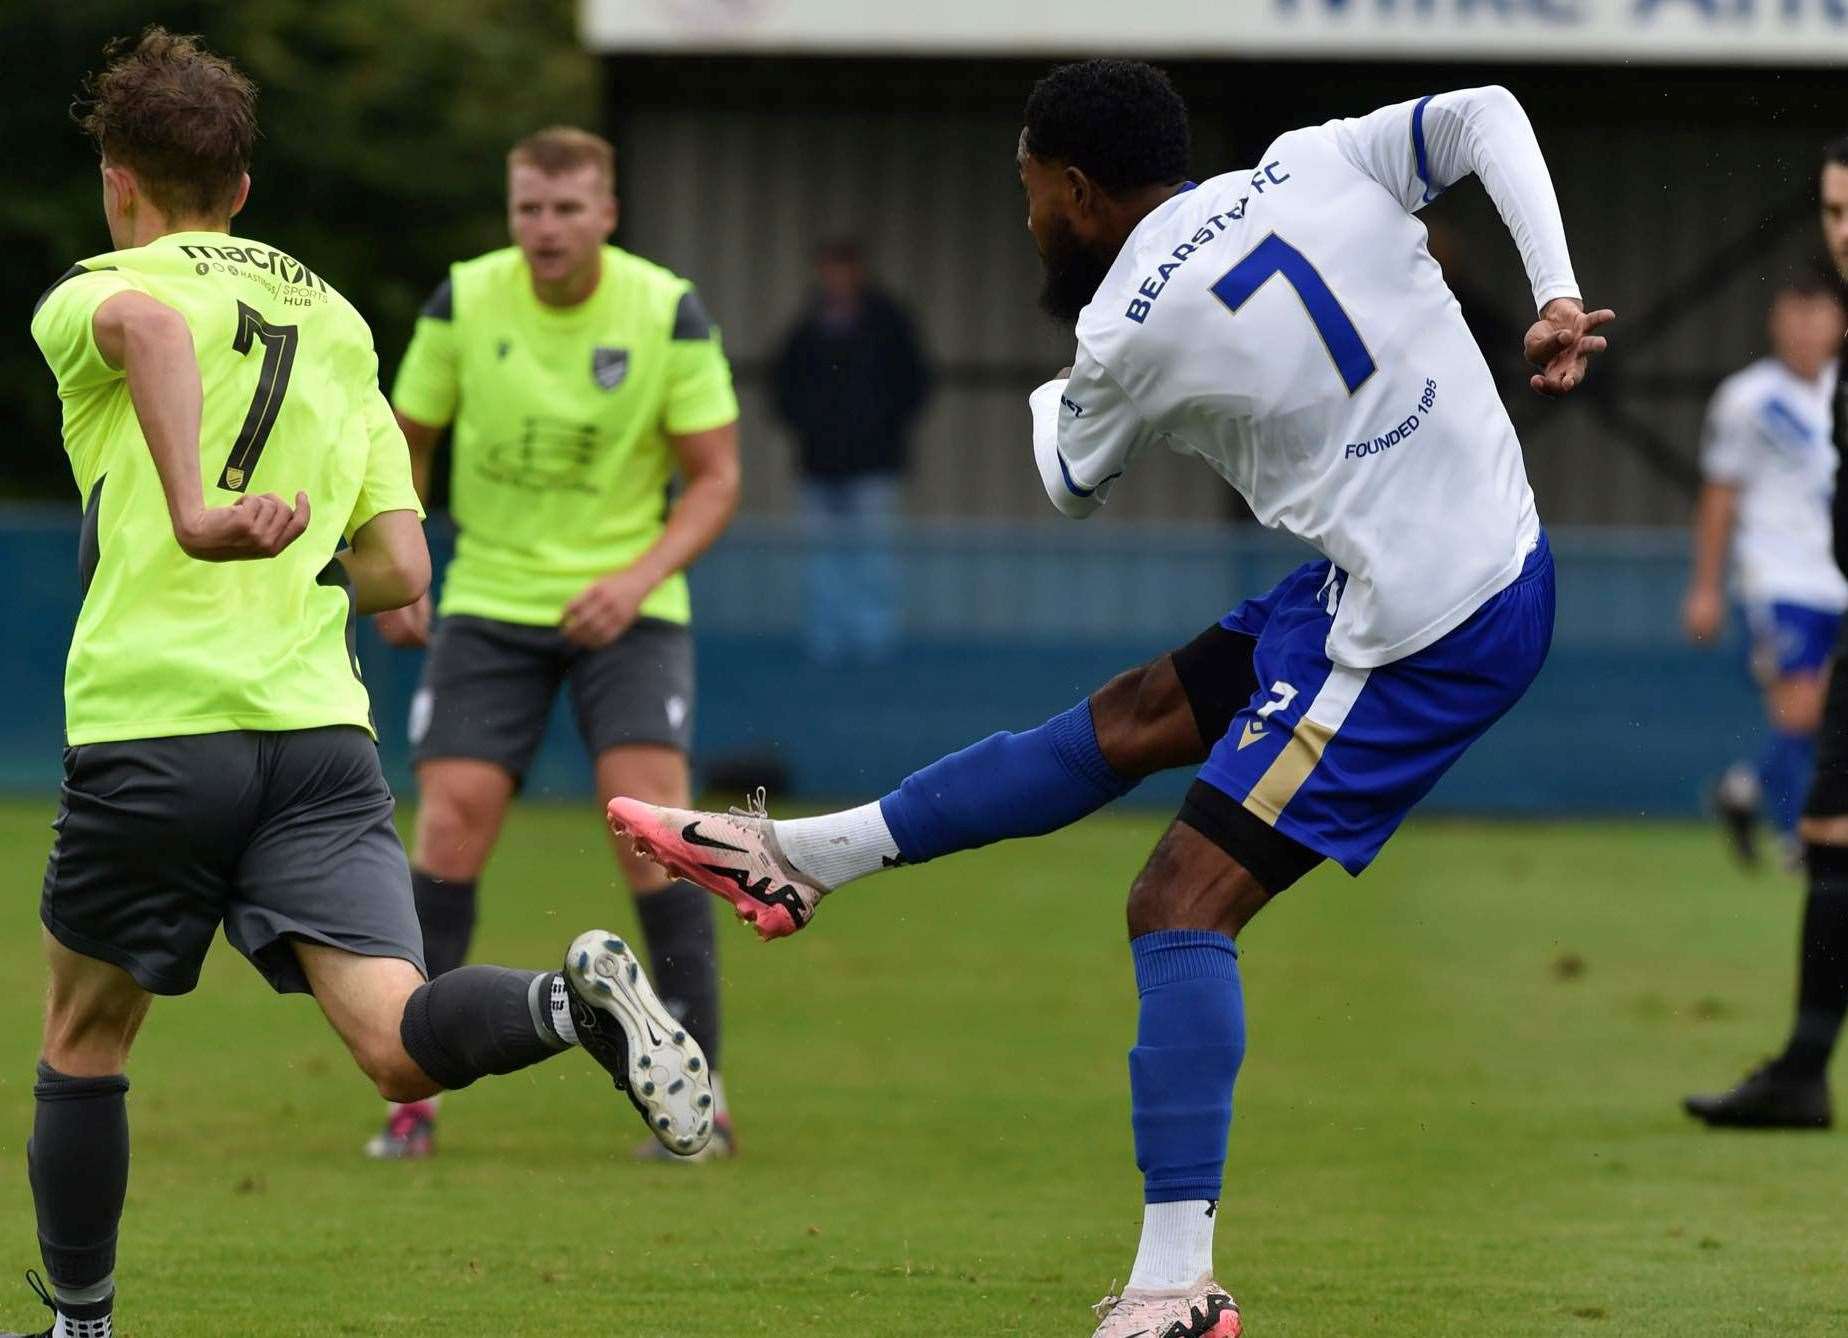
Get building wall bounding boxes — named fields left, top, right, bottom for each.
left=605, top=56, right=1842, bottom=527
left=0, top=509, right=1765, bottom=817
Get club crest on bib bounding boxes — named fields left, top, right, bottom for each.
left=591, top=346, right=630, bottom=391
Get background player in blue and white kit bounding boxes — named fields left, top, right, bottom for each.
left=609, top=62, right=1610, bottom=1336
left=1683, top=275, right=1846, bottom=866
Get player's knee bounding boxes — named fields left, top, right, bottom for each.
left=1126, top=860, right=1243, bottom=939
left=1091, top=660, right=1200, bottom=779
left=1124, top=868, right=1171, bottom=937
left=42, top=986, right=145, bottom=1074
left=414, top=785, right=497, bottom=877
left=597, top=745, right=690, bottom=809
left=1770, top=679, right=1825, bottom=735
left=1125, top=818, right=1279, bottom=940
left=354, top=1031, right=437, bottom=1102
left=42, top=1028, right=134, bottom=1077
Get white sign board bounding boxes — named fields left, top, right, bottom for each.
left=583, top=0, right=1848, bottom=64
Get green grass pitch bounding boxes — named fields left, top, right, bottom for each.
left=1, top=798, right=1844, bottom=1336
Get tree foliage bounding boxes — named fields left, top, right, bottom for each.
left=2, top=0, right=595, bottom=498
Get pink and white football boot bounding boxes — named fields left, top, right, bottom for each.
left=1090, top=1277, right=1242, bottom=1338
left=606, top=792, right=825, bottom=941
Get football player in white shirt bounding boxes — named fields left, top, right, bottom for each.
left=1682, top=275, right=1846, bottom=868
left=609, top=62, right=1610, bottom=1336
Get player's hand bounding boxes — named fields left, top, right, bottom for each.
left=374, top=591, right=432, bottom=648
left=562, top=568, right=653, bottom=649
left=1524, top=298, right=1615, bottom=398
left=175, top=491, right=311, bottom=561
left=1682, top=584, right=1725, bottom=645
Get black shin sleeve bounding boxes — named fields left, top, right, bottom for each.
left=635, top=881, right=722, bottom=1069
left=30, top=1062, right=130, bottom=1292
left=1169, top=623, right=1260, bottom=748
left=399, top=966, right=568, bottom=1092
left=1783, top=845, right=1848, bottom=1075
left=411, top=869, right=478, bottom=979
left=1178, top=779, right=1324, bottom=895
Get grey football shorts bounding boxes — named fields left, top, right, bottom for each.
left=41, top=726, right=423, bottom=997
left=409, top=614, right=694, bottom=781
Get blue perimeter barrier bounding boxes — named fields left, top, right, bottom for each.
left=0, top=508, right=1762, bottom=817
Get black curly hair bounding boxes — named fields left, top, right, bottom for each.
left=1023, top=59, right=1190, bottom=195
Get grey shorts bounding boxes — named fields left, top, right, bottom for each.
left=409, top=614, right=694, bottom=781
left=41, top=727, right=423, bottom=997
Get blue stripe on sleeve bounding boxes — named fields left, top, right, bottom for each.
left=1411, top=94, right=1440, bottom=204
left=1056, top=450, right=1122, bottom=500
left=1056, top=450, right=1097, bottom=497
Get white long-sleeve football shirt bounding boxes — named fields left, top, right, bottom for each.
left=1699, top=356, right=1846, bottom=612
left=1030, top=86, right=1581, bottom=668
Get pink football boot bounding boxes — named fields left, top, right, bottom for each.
left=607, top=793, right=825, bottom=941
left=1090, top=1277, right=1242, bottom=1338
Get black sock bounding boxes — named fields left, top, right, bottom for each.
left=411, top=868, right=478, bottom=979
left=1777, top=845, right=1848, bottom=1077
left=29, top=1062, right=128, bottom=1309
left=399, top=966, right=570, bottom=1091
left=635, top=881, right=722, bottom=1069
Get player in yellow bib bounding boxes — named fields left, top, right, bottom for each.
left=7, top=32, right=713, bottom=1338
left=370, top=127, right=743, bottom=1160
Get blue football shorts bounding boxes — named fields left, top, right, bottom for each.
left=1742, top=600, right=1840, bottom=683
left=1192, top=532, right=1555, bottom=875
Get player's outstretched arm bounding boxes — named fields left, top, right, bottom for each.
left=92, top=290, right=310, bottom=561
left=337, top=509, right=431, bottom=615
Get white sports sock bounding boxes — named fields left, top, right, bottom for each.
left=548, top=975, right=579, bottom=1047
left=773, top=803, right=900, bottom=890
left=1126, top=1199, right=1216, bottom=1292
left=53, top=1308, right=112, bottom=1337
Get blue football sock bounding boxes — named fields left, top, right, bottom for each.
left=1759, top=729, right=1816, bottom=838
left=1129, top=930, right=1244, bottom=1205
left=877, top=700, right=1134, bottom=864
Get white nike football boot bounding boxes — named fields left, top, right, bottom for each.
left=1090, top=1277, right=1242, bottom=1338
left=562, top=930, right=714, bottom=1156
left=605, top=795, right=825, bottom=941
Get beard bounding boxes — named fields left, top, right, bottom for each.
left=1036, top=214, right=1116, bottom=325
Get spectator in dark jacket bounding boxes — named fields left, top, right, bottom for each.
left=773, top=238, right=931, bottom=663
